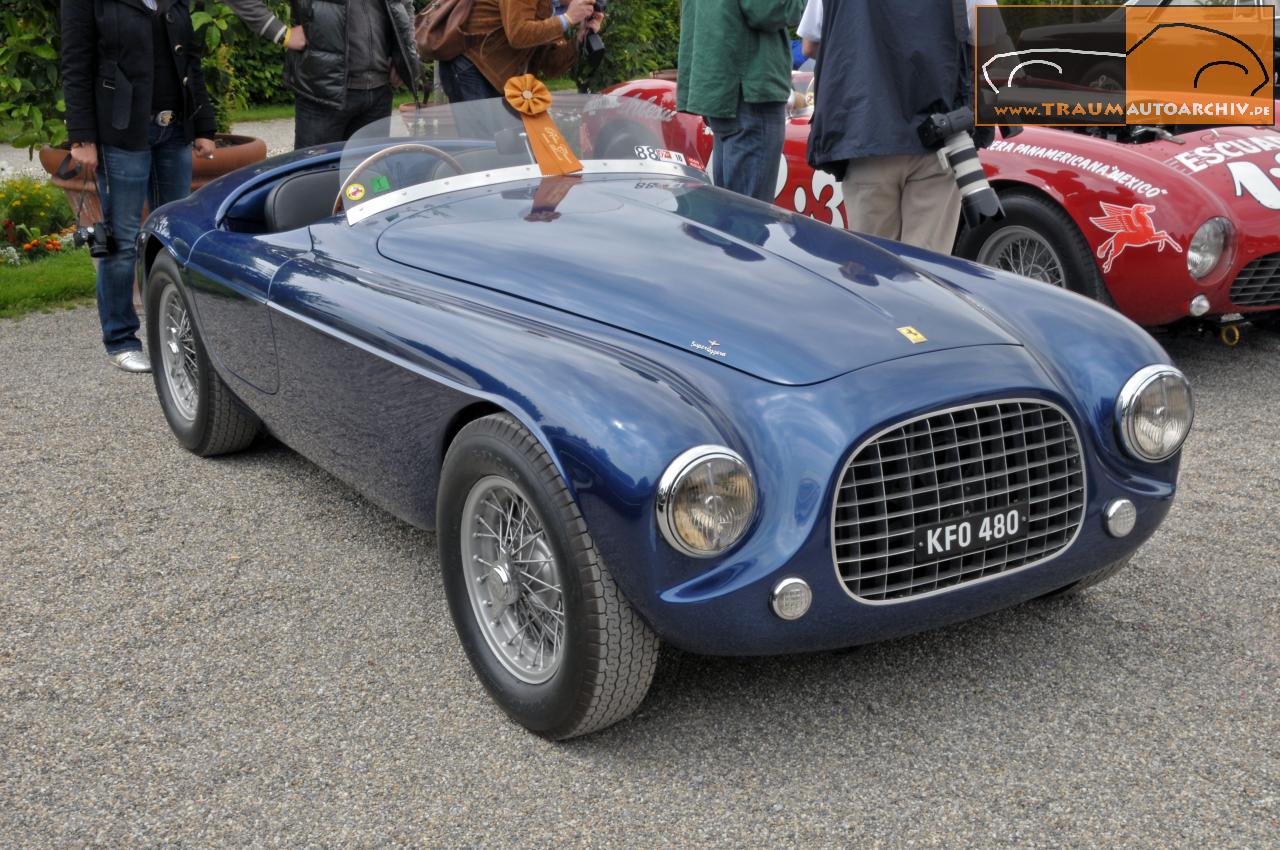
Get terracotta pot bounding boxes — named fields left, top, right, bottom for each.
left=193, top=133, right=267, bottom=189
left=38, top=133, right=268, bottom=228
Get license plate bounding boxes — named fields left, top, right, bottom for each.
left=914, top=506, right=1028, bottom=559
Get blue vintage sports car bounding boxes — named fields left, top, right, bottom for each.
left=139, top=93, right=1192, bottom=738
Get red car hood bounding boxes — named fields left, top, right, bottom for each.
left=1134, top=116, right=1280, bottom=226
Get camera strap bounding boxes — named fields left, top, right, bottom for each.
left=96, top=143, right=113, bottom=223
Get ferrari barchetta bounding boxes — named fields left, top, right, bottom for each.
left=138, top=90, right=1192, bottom=738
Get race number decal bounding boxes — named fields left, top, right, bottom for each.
left=634, top=146, right=687, bottom=165
left=1228, top=153, right=1280, bottom=210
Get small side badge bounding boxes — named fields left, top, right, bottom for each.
left=896, top=326, right=927, bottom=344
left=690, top=339, right=727, bottom=358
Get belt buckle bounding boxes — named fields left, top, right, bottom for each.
left=155, top=110, right=175, bottom=127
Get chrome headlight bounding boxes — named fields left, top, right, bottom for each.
left=1116, top=366, right=1194, bottom=461
left=656, top=446, right=757, bottom=557
left=1186, top=218, right=1230, bottom=280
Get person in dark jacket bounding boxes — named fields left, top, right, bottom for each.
left=61, top=0, right=218, bottom=373
left=225, top=0, right=421, bottom=148
left=807, top=0, right=972, bottom=253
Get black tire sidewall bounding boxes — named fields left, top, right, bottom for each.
left=146, top=255, right=212, bottom=452
left=958, top=192, right=1106, bottom=301
left=437, top=425, right=591, bottom=736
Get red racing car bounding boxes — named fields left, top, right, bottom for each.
left=600, top=74, right=1280, bottom=331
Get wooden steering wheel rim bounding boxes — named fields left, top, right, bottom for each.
left=334, top=143, right=467, bottom=215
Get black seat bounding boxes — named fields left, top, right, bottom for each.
left=263, top=168, right=342, bottom=233
left=441, top=148, right=530, bottom=174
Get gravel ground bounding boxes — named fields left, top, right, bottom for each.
left=1, top=307, right=1276, bottom=849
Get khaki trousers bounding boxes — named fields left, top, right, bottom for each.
left=841, top=153, right=962, bottom=254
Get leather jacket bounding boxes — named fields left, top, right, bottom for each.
left=283, top=0, right=421, bottom=108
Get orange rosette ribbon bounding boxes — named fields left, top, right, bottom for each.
left=504, top=74, right=582, bottom=176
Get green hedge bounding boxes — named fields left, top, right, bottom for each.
left=575, top=0, right=681, bottom=92
left=0, top=7, right=65, bottom=149
left=2, top=0, right=682, bottom=149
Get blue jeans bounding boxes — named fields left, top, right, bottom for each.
left=439, top=56, right=500, bottom=103
left=96, top=122, right=193, bottom=354
left=439, top=57, right=511, bottom=140
left=706, top=98, right=787, bottom=203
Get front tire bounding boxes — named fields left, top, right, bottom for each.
left=438, top=413, right=659, bottom=739
left=957, top=190, right=1111, bottom=303
left=146, top=253, right=261, bottom=456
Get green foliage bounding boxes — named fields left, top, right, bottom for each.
left=574, top=0, right=681, bottom=91
left=0, top=175, right=75, bottom=236
left=0, top=4, right=66, bottom=152
left=192, top=0, right=295, bottom=132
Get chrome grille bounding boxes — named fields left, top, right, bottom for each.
left=832, top=400, right=1085, bottom=602
left=1230, top=253, right=1280, bottom=307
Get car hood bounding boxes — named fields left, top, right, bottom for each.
left=376, top=176, right=1019, bottom=385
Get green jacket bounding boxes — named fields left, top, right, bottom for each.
left=676, top=0, right=804, bottom=119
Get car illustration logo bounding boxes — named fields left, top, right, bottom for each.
left=896, top=326, right=927, bottom=344
left=1088, top=202, right=1183, bottom=272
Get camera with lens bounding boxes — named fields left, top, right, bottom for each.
left=72, top=221, right=115, bottom=258
left=917, top=106, right=1003, bottom=227
left=579, top=0, right=607, bottom=73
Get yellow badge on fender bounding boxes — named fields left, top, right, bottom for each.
left=897, top=326, right=927, bottom=344
left=345, top=183, right=366, bottom=202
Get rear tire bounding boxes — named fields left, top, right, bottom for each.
left=957, top=190, right=1111, bottom=303
left=438, top=413, right=659, bottom=739
left=146, top=253, right=261, bottom=457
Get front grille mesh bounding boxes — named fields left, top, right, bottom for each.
left=832, top=401, right=1085, bottom=602
left=1230, top=253, right=1280, bottom=307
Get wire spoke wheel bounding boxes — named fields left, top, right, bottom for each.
left=159, top=284, right=199, bottom=421
left=978, top=225, right=1068, bottom=289
left=460, top=475, right=565, bottom=684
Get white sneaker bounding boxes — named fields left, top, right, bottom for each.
left=109, top=350, right=151, bottom=373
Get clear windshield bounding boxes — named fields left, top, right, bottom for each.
left=337, top=91, right=701, bottom=223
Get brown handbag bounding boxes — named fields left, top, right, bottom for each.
left=414, top=0, right=476, bottom=61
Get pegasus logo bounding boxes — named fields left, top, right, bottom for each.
left=690, top=339, right=727, bottom=358
left=1088, top=202, right=1182, bottom=273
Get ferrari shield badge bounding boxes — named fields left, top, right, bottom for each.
left=1088, top=202, right=1181, bottom=273
left=897, top=326, right=927, bottom=344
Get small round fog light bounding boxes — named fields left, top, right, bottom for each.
left=770, top=577, right=812, bottom=620
left=1189, top=295, right=1210, bottom=317
left=1104, top=499, right=1137, bottom=538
